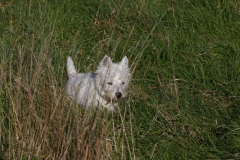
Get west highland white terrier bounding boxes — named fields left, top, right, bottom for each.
left=66, top=55, right=131, bottom=111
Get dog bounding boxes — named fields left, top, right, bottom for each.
left=66, top=55, right=131, bottom=111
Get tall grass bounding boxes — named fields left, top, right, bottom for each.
left=1, top=0, right=240, bottom=159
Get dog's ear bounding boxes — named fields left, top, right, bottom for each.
left=119, top=56, right=129, bottom=69
left=100, top=55, right=112, bottom=68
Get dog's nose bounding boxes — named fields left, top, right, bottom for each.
left=116, top=92, right=122, bottom=99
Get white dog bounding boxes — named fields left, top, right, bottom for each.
left=66, top=55, right=131, bottom=111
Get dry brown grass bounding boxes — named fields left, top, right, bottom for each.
left=0, top=46, right=135, bottom=159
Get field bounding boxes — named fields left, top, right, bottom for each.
left=0, top=0, right=240, bottom=159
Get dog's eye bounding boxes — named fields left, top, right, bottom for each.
left=122, top=82, right=125, bottom=85
left=108, top=82, right=112, bottom=85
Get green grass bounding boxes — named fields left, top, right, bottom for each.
left=1, top=0, right=240, bottom=159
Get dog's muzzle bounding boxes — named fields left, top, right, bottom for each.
left=116, top=92, right=122, bottom=99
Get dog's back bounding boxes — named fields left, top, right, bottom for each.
left=66, top=72, right=97, bottom=107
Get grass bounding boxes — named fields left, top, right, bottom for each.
left=0, top=0, right=240, bottom=159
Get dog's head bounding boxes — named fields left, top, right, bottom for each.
left=95, top=55, right=131, bottom=102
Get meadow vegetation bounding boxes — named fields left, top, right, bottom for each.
left=0, top=0, right=240, bottom=159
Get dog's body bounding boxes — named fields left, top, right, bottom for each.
left=66, top=55, right=131, bottom=111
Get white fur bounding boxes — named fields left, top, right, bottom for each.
left=66, top=55, right=131, bottom=111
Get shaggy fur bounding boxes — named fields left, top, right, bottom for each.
left=66, top=55, right=131, bottom=111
